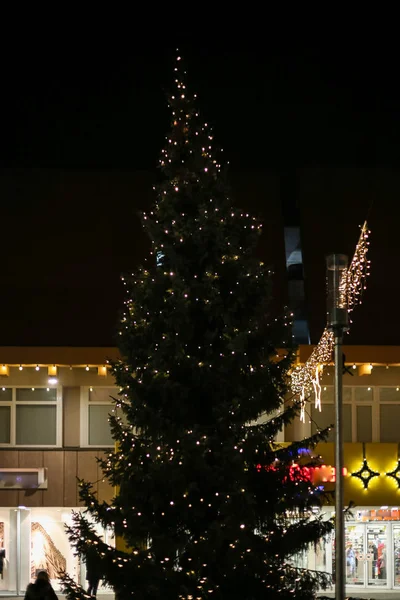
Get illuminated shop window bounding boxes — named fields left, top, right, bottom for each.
left=0, top=508, right=114, bottom=595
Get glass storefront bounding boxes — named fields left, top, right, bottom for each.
left=5, top=504, right=400, bottom=593
left=0, top=509, right=17, bottom=595
left=319, top=507, right=400, bottom=591
left=345, top=523, right=388, bottom=586
left=393, top=525, right=400, bottom=585
left=0, top=507, right=114, bottom=596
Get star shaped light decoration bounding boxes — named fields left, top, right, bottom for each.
left=351, top=458, right=380, bottom=489
left=386, top=460, right=400, bottom=488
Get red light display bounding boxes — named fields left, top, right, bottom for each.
left=256, top=463, right=347, bottom=484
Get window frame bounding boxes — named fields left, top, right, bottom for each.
left=378, top=386, right=400, bottom=443
left=312, top=385, right=378, bottom=443
left=311, top=390, right=353, bottom=443
left=0, top=385, right=62, bottom=448
left=80, top=386, right=118, bottom=448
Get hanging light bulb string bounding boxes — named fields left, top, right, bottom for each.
left=291, top=221, right=371, bottom=408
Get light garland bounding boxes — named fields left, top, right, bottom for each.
left=346, top=221, right=371, bottom=318
left=299, top=389, right=306, bottom=423
left=312, top=366, right=322, bottom=411
left=292, top=221, right=371, bottom=417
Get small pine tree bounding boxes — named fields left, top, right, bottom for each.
left=62, top=54, right=333, bottom=600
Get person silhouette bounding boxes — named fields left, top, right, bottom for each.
left=24, top=571, right=58, bottom=600
left=86, top=552, right=103, bottom=598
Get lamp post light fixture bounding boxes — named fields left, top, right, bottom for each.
left=326, top=254, right=349, bottom=600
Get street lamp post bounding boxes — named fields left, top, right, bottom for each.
left=326, top=254, right=349, bottom=600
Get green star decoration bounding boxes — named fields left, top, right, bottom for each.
left=351, top=458, right=380, bottom=489
left=386, top=460, right=400, bottom=488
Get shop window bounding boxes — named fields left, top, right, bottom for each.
left=0, top=509, right=18, bottom=594
left=393, top=525, right=400, bottom=587
left=0, top=507, right=114, bottom=595
left=0, top=387, right=61, bottom=447
left=380, top=405, right=400, bottom=442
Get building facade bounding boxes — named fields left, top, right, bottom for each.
left=2, top=345, right=400, bottom=595
left=286, top=345, right=400, bottom=593
left=0, top=347, right=119, bottom=596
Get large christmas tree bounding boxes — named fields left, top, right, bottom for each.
left=63, top=54, right=333, bottom=600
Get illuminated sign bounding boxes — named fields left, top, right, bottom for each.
left=356, top=508, right=400, bottom=522
left=311, top=465, right=348, bottom=483
left=256, top=463, right=347, bottom=484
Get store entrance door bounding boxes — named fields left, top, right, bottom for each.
left=345, top=523, right=388, bottom=589
left=392, top=525, right=400, bottom=587
left=345, top=524, right=365, bottom=586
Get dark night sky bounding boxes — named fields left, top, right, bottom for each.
left=1, top=32, right=399, bottom=346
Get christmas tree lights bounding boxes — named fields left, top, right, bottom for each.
left=62, top=53, right=333, bottom=600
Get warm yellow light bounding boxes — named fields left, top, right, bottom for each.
left=359, top=364, right=373, bottom=376
left=48, top=365, right=57, bottom=377
left=0, top=365, right=9, bottom=377
left=98, top=366, right=107, bottom=377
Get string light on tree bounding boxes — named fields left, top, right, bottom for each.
left=61, top=51, right=334, bottom=600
